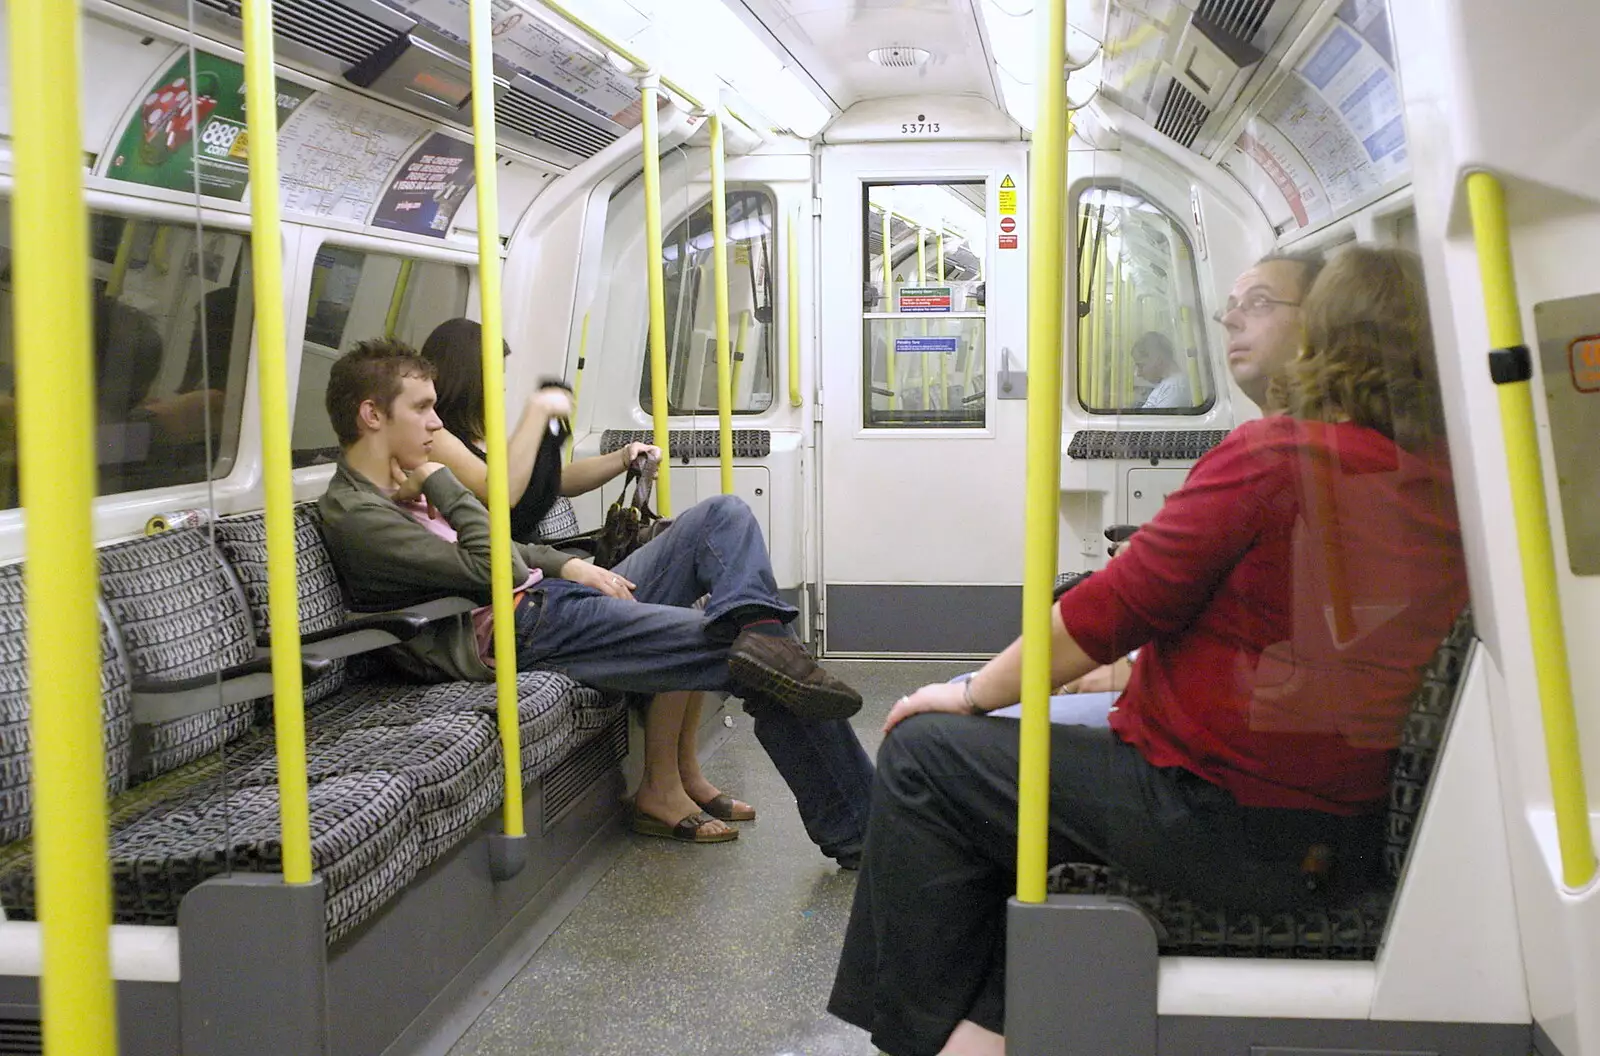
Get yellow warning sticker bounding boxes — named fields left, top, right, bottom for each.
left=998, top=174, right=1016, bottom=215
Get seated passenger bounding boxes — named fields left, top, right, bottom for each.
left=1131, top=331, right=1191, bottom=409
left=420, top=317, right=764, bottom=838
left=418, top=317, right=652, bottom=542
left=828, top=246, right=1467, bottom=1056
left=316, top=339, right=874, bottom=864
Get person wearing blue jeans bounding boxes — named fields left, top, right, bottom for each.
left=317, top=339, right=872, bottom=865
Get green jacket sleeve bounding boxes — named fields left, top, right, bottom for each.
left=420, top=467, right=577, bottom=580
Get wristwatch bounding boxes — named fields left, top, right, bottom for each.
left=962, top=677, right=986, bottom=716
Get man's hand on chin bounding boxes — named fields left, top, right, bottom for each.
left=391, top=460, right=445, bottom=504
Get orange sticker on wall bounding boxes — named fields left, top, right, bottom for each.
left=1571, top=335, right=1600, bottom=393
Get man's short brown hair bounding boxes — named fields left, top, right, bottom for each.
left=325, top=338, right=437, bottom=446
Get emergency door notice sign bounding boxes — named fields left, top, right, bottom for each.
left=998, top=215, right=1018, bottom=250
left=899, top=287, right=953, bottom=313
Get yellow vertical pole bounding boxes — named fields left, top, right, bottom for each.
left=1466, top=172, right=1595, bottom=888
left=384, top=258, right=414, bottom=339
left=10, top=1, right=117, bottom=1051
left=1018, top=0, right=1068, bottom=904
left=1180, top=304, right=1201, bottom=400
left=240, top=0, right=313, bottom=885
left=882, top=209, right=898, bottom=411
left=640, top=75, right=673, bottom=514
left=787, top=209, right=802, bottom=408
left=567, top=313, right=588, bottom=464
left=709, top=111, right=734, bottom=495
left=917, top=227, right=926, bottom=283
left=937, top=231, right=946, bottom=282
left=468, top=0, right=525, bottom=837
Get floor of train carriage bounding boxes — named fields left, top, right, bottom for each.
left=447, top=660, right=971, bottom=1056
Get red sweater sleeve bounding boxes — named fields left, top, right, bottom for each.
left=1058, top=424, right=1287, bottom=662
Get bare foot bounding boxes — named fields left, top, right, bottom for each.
left=633, top=781, right=734, bottom=839
left=937, top=1019, right=1004, bottom=1056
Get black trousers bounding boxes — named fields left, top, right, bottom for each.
left=827, top=713, right=1379, bottom=1056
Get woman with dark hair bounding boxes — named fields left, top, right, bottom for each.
left=828, top=245, right=1467, bottom=1056
left=416, top=316, right=756, bottom=845
left=418, top=317, right=656, bottom=543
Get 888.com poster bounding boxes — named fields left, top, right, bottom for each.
left=107, top=50, right=311, bottom=201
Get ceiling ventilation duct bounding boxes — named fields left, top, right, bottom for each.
left=1117, top=0, right=1294, bottom=155
left=131, top=0, right=626, bottom=166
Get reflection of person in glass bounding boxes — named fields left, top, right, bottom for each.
left=1132, top=330, right=1192, bottom=409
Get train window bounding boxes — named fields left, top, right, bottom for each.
left=1076, top=185, right=1215, bottom=415
left=291, top=246, right=470, bottom=466
left=639, top=191, right=777, bottom=416
left=0, top=206, right=253, bottom=509
left=862, top=181, right=986, bottom=429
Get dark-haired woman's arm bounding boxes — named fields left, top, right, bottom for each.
left=559, top=442, right=660, bottom=497
left=430, top=388, right=570, bottom=505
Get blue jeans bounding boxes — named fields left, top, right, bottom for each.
left=514, top=494, right=873, bottom=858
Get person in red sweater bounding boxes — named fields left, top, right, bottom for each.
left=828, top=245, right=1468, bottom=1056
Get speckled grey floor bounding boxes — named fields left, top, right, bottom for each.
left=447, top=660, right=973, bottom=1056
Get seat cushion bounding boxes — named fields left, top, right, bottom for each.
left=533, top=496, right=581, bottom=542
left=0, top=564, right=133, bottom=844
left=569, top=682, right=628, bottom=735
left=0, top=760, right=421, bottom=944
left=1047, top=610, right=1476, bottom=961
left=227, top=703, right=501, bottom=867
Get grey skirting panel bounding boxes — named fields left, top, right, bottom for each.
left=825, top=584, right=1022, bottom=656
left=1067, top=429, right=1228, bottom=461
left=1157, top=1015, right=1531, bottom=1055
left=600, top=429, right=772, bottom=459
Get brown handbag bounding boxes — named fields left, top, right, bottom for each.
left=548, top=456, right=672, bottom=570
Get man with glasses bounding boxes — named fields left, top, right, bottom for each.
left=1214, top=250, right=1326, bottom=414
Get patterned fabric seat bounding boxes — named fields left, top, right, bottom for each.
left=212, top=505, right=351, bottom=712
left=0, top=564, right=133, bottom=845
left=0, top=746, right=421, bottom=943
left=98, top=527, right=260, bottom=780
left=1047, top=610, right=1476, bottom=960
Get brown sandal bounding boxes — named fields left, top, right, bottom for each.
left=631, top=810, right=738, bottom=843
left=694, top=793, right=756, bottom=822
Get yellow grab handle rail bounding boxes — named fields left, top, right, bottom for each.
left=787, top=209, right=802, bottom=408
left=733, top=311, right=750, bottom=406
left=709, top=111, right=734, bottom=494
left=568, top=313, right=588, bottom=464
left=10, top=1, right=118, bottom=1050
left=469, top=0, right=526, bottom=837
left=640, top=75, right=673, bottom=514
left=1465, top=172, right=1595, bottom=889
left=1017, top=0, right=1069, bottom=904
left=241, top=0, right=314, bottom=886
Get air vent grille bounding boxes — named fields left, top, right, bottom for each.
left=542, top=717, right=628, bottom=831
left=498, top=87, right=618, bottom=159
left=1196, top=0, right=1276, bottom=41
left=1155, top=80, right=1210, bottom=148
left=195, top=0, right=400, bottom=67
left=0, top=1018, right=42, bottom=1055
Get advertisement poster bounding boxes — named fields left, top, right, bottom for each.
left=107, top=51, right=311, bottom=200
left=371, top=132, right=477, bottom=237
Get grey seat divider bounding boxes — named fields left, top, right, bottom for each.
left=1006, top=895, right=1159, bottom=1056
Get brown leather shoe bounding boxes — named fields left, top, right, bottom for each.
left=727, top=632, right=863, bottom=722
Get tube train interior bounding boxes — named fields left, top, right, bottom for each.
left=0, top=0, right=1597, bottom=1053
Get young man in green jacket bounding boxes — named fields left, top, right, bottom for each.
left=317, top=339, right=872, bottom=864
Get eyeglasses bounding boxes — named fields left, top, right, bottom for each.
left=1212, top=295, right=1300, bottom=323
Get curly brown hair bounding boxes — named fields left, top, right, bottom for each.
left=1286, top=245, right=1445, bottom=452
left=325, top=338, right=437, bottom=446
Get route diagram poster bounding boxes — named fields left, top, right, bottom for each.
left=386, top=0, right=642, bottom=126
left=277, top=94, right=430, bottom=222
left=1221, top=3, right=1408, bottom=230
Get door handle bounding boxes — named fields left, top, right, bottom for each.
left=998, top=347, right=1027, bottom=400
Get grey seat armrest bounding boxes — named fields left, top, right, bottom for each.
left=296, top=596, right=480, bottom=662
left=131, top=653, right=336, bottom=726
